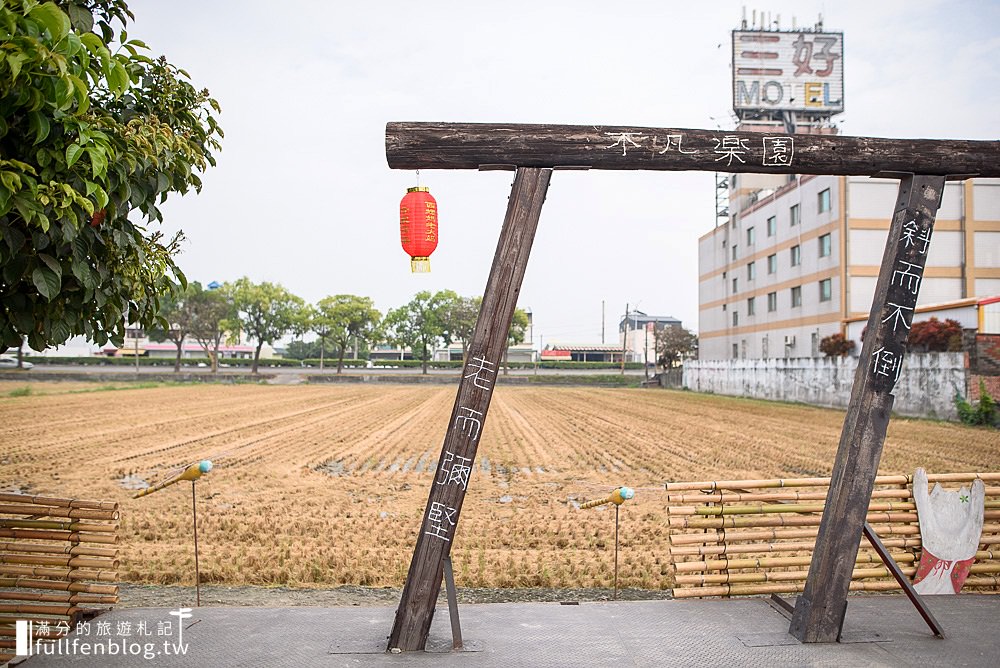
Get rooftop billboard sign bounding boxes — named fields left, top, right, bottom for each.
left=732, top=30, right=844, bottom=115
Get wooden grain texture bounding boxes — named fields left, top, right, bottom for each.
left=789, top=175, right=947, bottom=643
left=386, top=122, right=1000, bottom=176
left=388, top=168, right=551, bottom=652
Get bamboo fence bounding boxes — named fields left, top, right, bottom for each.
left=0, top=493, right=120, bottom=662
left=665, top=472, right=1000, bottom=599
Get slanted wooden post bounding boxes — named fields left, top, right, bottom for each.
left=387, top=167, right=551, bottom=651
left=789, top=174, right=946, bottom=642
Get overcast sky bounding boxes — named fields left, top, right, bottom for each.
left=127, top=0, right=1000, bottom=345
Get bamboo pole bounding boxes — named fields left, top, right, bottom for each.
left=673, top=511, right=999, bottom=529
left=0, top=565, right=118, bottom=581
left=0, top=494, right=118, bottom=511
left=0, top=519, right=117, bottom=533
left=0, top=528, right=119, bottom=544
left=0, top=590, right=118, bottom=605
left=672, top=579, right=902, bottom=599
left=0, top=554, right=119, bottom=569
left=669, top=537, right=924, bottom=557
left=0, top=578, right=117, bottom=595
left=0, top=615, right=72, bottom=626
left=674, top=551, right=923, bottom=573
left=664, top=472, right=1000, bottom=492
left=668, top=523, right=930, bottom=546
left=667, top=486, right=1000, bottom=505
left=670, top=511, right=920, bottom=530
left=668, top=501, right=918, bottom=516
left=0, top=503, right=120, bottom=521
left=0, top=603, right=78, bottom=616
left=0, top=625, right=68, bottom=639
left=676, top=565, right=916, bottom=586
left=0, top=542, right=118, bottom=559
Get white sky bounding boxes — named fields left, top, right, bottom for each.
left=127, top=0, right=1000, bottom=345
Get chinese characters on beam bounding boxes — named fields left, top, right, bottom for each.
left=423, top=355, right=496, bottom=544
left=602, top=131, right=794, bottom=168
left=871, top=209, right=936, bottom=392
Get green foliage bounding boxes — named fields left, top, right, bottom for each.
left=0, top=0, right=222, bottom=352
left=312, top=294, right=381, bottom=373
left=438, top=291, right=478, bottom=361
left=382, top=290, right=450, bottom=374
left=954, top=381, right=997, bottom=427
left=7, top=385, right=31, bottom=396
left=227, top=278, right=303, bottom=373
left=185, top=283, right=232, bottom=371
left=284, top=339, right=322, bottom=361
left=819, top=333, right=856, bottom=358
left=654, top=324, right=698, bottom=367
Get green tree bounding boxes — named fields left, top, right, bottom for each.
left=186, top=284, right=231, bottom=373
left=654, top=324, right=698, bottom=368
left=382, top=290, right=448, bottom=374
left=0, top=1, right=222, bottom=353
left=284, top=339, right=322, bottom=361
left=440, top=292, right=480, bottom=363
left=315, top=294, right=380, bottom=374
left=227, top=278, right=303, bottom=374
left=503, top=306, right=529, bottom=374
left=147, top=280, right=193, bottom=372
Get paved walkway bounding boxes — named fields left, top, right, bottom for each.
left=15, top=595, right=999, bottom=667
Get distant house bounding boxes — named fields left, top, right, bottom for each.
left=619, top=311, right=683, bottom=364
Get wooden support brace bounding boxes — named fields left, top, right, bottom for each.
left=790, top=174, right=946, bottom=642
left=387, top=167, right=551, bottom=652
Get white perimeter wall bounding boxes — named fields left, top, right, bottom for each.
left=683, top=353, right=967, bottom=420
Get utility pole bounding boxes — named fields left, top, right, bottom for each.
left=620, top=303, right=628, bottom=375
left=644, top=322, right=649, bottom=380
left=601, top=300, right=605, bottom=344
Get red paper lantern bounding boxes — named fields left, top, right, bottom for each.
left=399, top=186, right=438, bottom=273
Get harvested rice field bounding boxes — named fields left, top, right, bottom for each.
left=1, top=382, right=997, bottom=590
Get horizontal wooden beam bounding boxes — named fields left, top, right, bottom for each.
left=385, top=122, right=1000, bottom=177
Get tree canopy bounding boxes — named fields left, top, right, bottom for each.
left=383, top=290, right=449, bottom=374
left=227, top=278, right=302, bottom=373
left=0, top=0, right=222, bottom=353
left=654, top=324, right=698, bottom=368
left=314, top=294, right=381, bottom=373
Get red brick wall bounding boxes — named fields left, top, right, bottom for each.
left=969, top=375, right=1000, bottom=401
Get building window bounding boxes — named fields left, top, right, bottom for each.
left=767, top=253, right=777, bottom=274
left=732, top=244, right=738, bottom=261
left=767, top=291, right=777, bottom=312
left=747, top=226, right=756, bottom=246
left=722, top=303, right=727, bottom=311
left=762, top=336, right=769, bottom=358
left=733, top=311, right=739, bottom=327
left=791, top=244, right=801, bottom=267
left=819, top=278, right=832, bottom=302
left=747, top=261, right=756, bottom=281
left=767, top=216, right=776, bottom=237
left=790, top=203, right=800, bottom=226
left=791, top=285, right=802, bottom=307
left=818, top=188, right=831, bottom=213
left=819, top=233, right=831, bottom=257
left=732, top=343, right=739, bottom=358
left=747, top=296, right=756, bottom=316
left=732, top=277, right=738, bottom=293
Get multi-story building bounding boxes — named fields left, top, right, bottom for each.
left=698, top=152, right=1000, bottom=359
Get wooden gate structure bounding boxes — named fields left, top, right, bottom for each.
left=383, top=122, right=1000, bottom=650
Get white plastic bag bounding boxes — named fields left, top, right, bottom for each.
left=911, top=468, right=985, bottom=595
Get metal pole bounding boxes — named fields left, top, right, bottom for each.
left=614, top=505, right=619, bottom=601
left=192, top=481, right=201, bottom=607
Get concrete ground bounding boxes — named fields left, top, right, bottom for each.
left=12, top=594, right=999, bottom=667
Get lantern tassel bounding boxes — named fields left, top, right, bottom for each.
left=410, top=257, right=431, bottom=273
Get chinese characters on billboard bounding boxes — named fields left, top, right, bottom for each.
left=732, top=31, right=844, bottom=114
